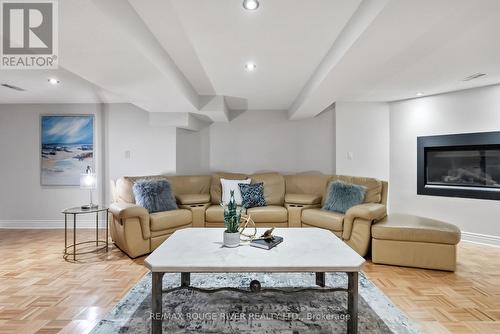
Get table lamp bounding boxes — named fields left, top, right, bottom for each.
left=80, top=166, right=98, bottom=209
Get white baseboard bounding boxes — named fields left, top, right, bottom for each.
left=2, top=221, right=499, bottom=247
left=0, top=220, right=107, bottom=229
left=461, top=231, right=500, bottom=248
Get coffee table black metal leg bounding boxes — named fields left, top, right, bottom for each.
left=181, top=272, right=190, bottom=287
left=64, top=214, right=67, bottom=255
left=96, top=211, right=99, bottom=246
left=347, top=272, right=358, bottom=334
left=73, top=214, right=76, bottom=261
left=152, top=272, right=164, bottom=334
left=316, top=272, right=325, bottom=287
left=106, top=209, right=109, bottom=251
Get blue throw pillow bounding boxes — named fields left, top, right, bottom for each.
left=133, top=179, right=177, bottom=213
left=239, top=182, right=266, bottom=208
left=323, top=181, right=367, bottom=214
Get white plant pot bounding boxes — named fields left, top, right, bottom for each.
left=223, top=231, right=240, bottom=248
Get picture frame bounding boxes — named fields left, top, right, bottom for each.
left=40, top=114, right=95, bottom=186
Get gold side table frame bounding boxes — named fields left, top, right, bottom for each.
left=62, top=206, right=109, bottom=261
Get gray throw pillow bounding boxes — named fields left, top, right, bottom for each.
left=239, top=182, right=267, bottom=208
left=133, top=179, right=177, bottom=213
left=323, top=181, right=367, bottom=214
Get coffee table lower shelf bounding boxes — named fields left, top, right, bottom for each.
left=150, top=271, right=359, bottom=334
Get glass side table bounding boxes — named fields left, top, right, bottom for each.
left=62, top=206, right=109, bottom=261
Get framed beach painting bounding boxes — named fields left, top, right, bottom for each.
left=41, top=115, right=94, bottom=186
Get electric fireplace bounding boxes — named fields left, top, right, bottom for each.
left=417, top=131, right=500, bottom=200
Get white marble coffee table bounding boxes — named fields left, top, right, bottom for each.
left=144, top=228, right=365, bottom=334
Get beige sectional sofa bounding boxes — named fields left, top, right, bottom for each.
left=109, top=172, right=388, bottom=258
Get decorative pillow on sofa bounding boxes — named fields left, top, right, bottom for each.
left=323, top=181, right=367, bottom=214
left=239, top=182, right=266, bottom=208
left=221, top=178, right=251, bottom=205
left=133, top=179, right=178, bottom=213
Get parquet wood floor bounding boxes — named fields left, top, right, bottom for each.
left=0, top=229, right=147, bottom=334
left=0, top=229, right=499, bottom=333
left=363, top=242, right=500, bottom=333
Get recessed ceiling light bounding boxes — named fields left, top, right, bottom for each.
left=48, top=78, right=60, bottom=85
left=245, top=62, right=257, bottom=72
left=243, top=0, right=259, bottom=10
left=416, top=92, right=424, bottom=97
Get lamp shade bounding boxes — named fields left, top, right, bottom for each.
left=80, top=173, right=96, bottom=190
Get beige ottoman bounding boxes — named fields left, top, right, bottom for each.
left=371, top=213, right=461, bottom=271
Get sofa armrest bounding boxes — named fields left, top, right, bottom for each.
left=342, top=203, right=387, bottom=240
left=284, top=203, right=321, bottom=227
left=285, top=193, right=322, bottom=205
left=110, top=202, right=148, bottom=218
left=346, top=203, right=386, bottom=221
left=176, top=193, right=211, bottom=205
left=179, top=203, right=210, bottom=227
left=109, top=203, right=150, bottom=239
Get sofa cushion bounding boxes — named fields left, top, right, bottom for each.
left=206, top=205, right=224, bottom=223
left=246, top=206, right=287, bottom=223
left=372, top=213, right=461, bottom=245
left=150, top=209, right=192, bottom=232
left=284, top=174, right=330, bottom=197
left=133, top=179, right=177, bottom=213
left=239, top=182, right=266, bottom=208
left=330, top=175, right=382, bottom=204
left=115, top=177, right=135, bottom=203
left=166, top=175, right=211, bottom=195
left=176, top=193, right=210, bottom=205
left=285, top=193, right=322, bottom=205
left=206, top=205, right=247, bottom=223
left=210, top=172, right=247, bottom=204
left=323, top=181, right=366, bottom=214
left=221, top=178, right=251, bottom=205
left=250, top=172, right=285, bottom=205
left=301, top=208, right=344, bottom=232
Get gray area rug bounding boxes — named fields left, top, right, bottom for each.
left=90, top=272, right=421, bottom=334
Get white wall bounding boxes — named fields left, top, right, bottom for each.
left=390, top=85, right=500, bottom=237
left=0, top=104, right=335, bottom=226
left=335, top=102, right=390, bottom=181
left=209, top=109, right=335, bottom=174
left=105, top=104, right=177, bottom=202
left=0, top=103, right=178, bottom=226
left=0, top=104, right=104, bottom=225
left=176, top=127, right=210, bottom=175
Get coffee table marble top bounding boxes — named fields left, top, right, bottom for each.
left=145, top=228, right=365, bottom=273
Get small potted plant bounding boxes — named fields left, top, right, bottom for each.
left=222, top=190, right=243, bottom=247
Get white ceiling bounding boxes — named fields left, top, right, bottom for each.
left=0, top=68, right=121, bottom=104
left=1, top=0, right=500, bottom=124
left=289, top=0, right=500, bottom=119
left=358, top=0, right=500, bottom=101
left=168, top=0, right=361, bottom=110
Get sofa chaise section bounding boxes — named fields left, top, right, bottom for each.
left=371, top=213, right=461, bottom=271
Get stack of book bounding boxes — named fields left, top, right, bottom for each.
left=250, top=236, right=283, bottom=250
